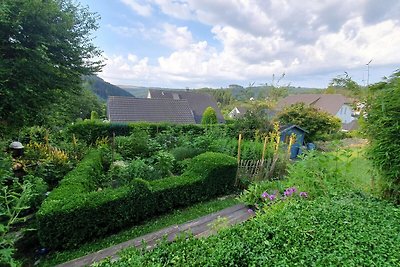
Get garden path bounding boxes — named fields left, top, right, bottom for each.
left=56, top=204, right=252, bottom=267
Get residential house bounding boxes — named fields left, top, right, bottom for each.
left=107, top=96, right=196, bottom=124
left=277, top=94, right=356, bottom=128
left=228, top=107, right=248, bottom=119
left=147, top=89, right=225, bottom=124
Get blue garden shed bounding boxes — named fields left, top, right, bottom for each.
left=280, top=125, right=308, bottom=159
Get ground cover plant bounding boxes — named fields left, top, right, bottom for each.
left=95, top=193, right=400, bottom=266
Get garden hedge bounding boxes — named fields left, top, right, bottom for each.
left=36, top=150, right=237, bottom=249
left=65, top=121, right=235, bottom=145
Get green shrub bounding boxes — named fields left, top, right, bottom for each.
left=278, top=103, right=342, bottom=141
left=36, top=150, right=104, bottom=248
left=201, top=107, right=218, bottom=125
left=19, top=126, right=50, bottom=144
left=65, top=120, right=237, bottom=145
left=239, top=148, right=356, bottom=208
left=36, top=151, right=237, bottom=249
left=171, top=146, right=204, bottom=161
left=150, top=151, right=175, bottom=178
left=24, top=175, right=48, bottom=209
left=90, top=111, right=99, bottom=120
left=124, top=159, right=154, bottom=181
left=365, top=72, right=400, bottom=203
left=115, top=131, right=151, bottom=159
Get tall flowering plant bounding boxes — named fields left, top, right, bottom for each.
left=240, top=185, right=308, bottom=214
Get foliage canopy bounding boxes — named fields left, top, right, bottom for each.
left=365, top=70, right=400, bottom=203
left=0, top=0, right=103, bottom=128
left=277, top=103, right=341, bottom=141
left=201, top=107, right=218, bottom=125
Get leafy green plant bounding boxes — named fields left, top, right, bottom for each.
left=23, top=141, right=72, bottom=188
left=201, top=107, right=218, bottom=125
left=170, top=146, right=204, bottom=161
left=365, top=71, right=400, bottom=203
left=0, top=181, right=33, bottom=267
left=115, top=131, right=151, bottom=159
left=96, top=194, right=400, bottom=266
left=277, top=103, right=341, bottom=141
left=150, top=151, right=175, bottom=179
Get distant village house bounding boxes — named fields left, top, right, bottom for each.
left=228, top=107, right=248, bottom=119
left=277, top=94, right=358, bottom=130
left=107, top=90, right=224, bottom=124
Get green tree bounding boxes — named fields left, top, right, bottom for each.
left=0, top=0, right=103, bottom=129
left=327, top=72, right=361, bottom=96
left=45, top=87, right=103, bottom=125
left=232, top=103, right=272, bottom=138
left=277, top=103, right=341, bottom=141
left=201, top=107, right=218, bottom=125
left=90, top=110, right=99, bottom=121
left=365, top=70, right=400, bottom=203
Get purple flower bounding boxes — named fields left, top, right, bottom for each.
left=284, top=187, right=298, bottom=197
left=261, top=192, right=269, bottom=199
left=247, top=208, right=254, bottom=213
left=269, top=194, right=277, bottom=201
left=299, top=192, right=308, bottom=198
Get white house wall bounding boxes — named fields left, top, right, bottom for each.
left=335, top=104, right=355, bottom=123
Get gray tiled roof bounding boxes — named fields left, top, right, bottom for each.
left=148, top=89, right=225, bottom=124
left=107, top=96, right=196, bottom=124
left=277, top=94, right=350, bottom=115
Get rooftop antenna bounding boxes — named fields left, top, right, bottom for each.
left=366, top=59, right=372, bottom=87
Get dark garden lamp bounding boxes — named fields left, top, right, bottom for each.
left=9, top=141, right=24, bottom=158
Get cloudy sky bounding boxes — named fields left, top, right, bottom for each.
left=78, top=0, right=400, bottom=89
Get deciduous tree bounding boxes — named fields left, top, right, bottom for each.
left=201, top=107, right=218, bottom=125
left=277, top=103, right=341, bottom=141
left=0, top=0, right=103, bottom=129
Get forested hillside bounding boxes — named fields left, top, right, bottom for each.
left=84, top=76, right=133, bottom=100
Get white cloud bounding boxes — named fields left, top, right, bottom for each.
left=152, top=0, right=192, bottom=19
left=161, top=24, right=194, bottom=50
left=101, top=0, right=400, bottom=87
left=120, top=0, right=152, bottom=16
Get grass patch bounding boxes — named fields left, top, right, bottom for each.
left=34, top=195, right=238, bottom=267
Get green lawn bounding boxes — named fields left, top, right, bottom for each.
left=35, top=195, right=238, bottom=267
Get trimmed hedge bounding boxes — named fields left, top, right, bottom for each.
left=65, top=121, right=236, bottom=145
left=36, top=151, right=237, bottom=249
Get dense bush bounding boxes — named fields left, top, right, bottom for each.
left=278, top=103, right=341, bottom=141
left=365, top=72, right=400, bottom=203
left=230, top=104, right=273, bottom=139
left=239, top=148, right=358, bottom=212
left=36, top=151, right=237, bottom=249
left=96, top=193, right=400, bottom=266
left=201, top=106, right=218, bottom=124
left=114, top=131, right=152, bottom=159
left=64, top=121, right=221, bottom=145
left=22, top=141, right=73, bottom=189
left=171, top=146, right=204, bottom=161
